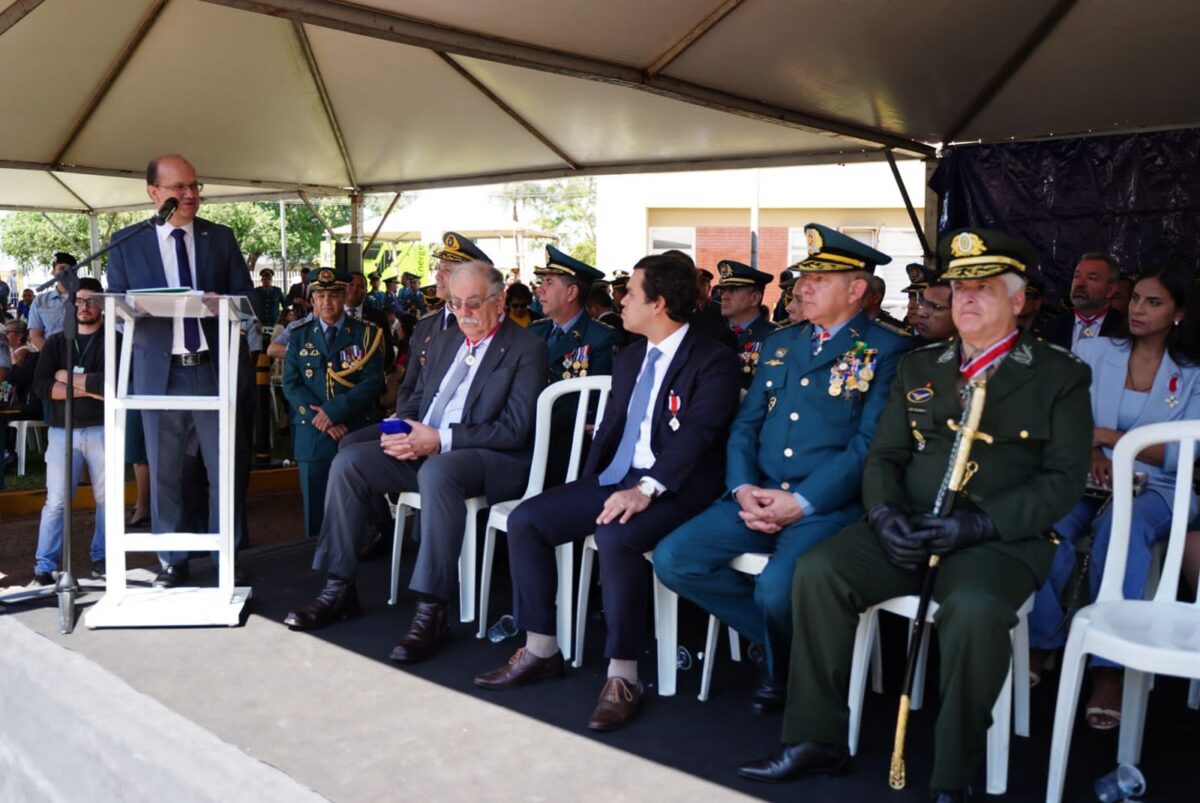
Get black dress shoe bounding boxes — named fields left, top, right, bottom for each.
left=737, top=742, right=850, bottom=783
left=388, top=600, right=449, bottom=663
left=752, top=676, right=786, bottom=715
left=284, top=578, right=362, bottom=631
left=31, top=571, right=55, bottom=587
left=152, top=563, right=190, bottom=589
left=91, top=560, right=106, bottom=581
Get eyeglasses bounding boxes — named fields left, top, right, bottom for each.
left=75, top=298, right=101, bottom=308
left=154, top=182, right=204, bottom=194
left=916, top=297, right=950, bottom=313
left=447, top=292, right=499, bottom=311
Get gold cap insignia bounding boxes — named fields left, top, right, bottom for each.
left=719, top=263, right=734, bottom=279
left=805, top=227, right=824, bottom=256
left=317, top=269, right=335, bottom=283
left=951, top=232, right=986, bottom=258
left=445, top=233, right=460, bottom=250
left=906, top=264, right=923, bottom=282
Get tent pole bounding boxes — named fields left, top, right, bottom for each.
left=278, top=200, right=288, bottom=287
left=363, top=191, right=401, bottom=256
left=88, top=213, right=100, bottom=274
left=923, top=158, right=940, bottom=264
left=885, top=150, right=932, bottom=259
left=749, top=168, right=760, bottom=269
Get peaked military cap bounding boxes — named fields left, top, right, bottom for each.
left=432, top=231, right=492, bottom=265
left=939, top=228, right=1036, bottom=281
left=310, top=265, right=348, bottom=291
left=697, top=268, right=715, bottom=282
left=259, top=267, right=274, bottom=278
left=368, top=271, right=382, bottom=281
left=534, top=245, right=604, bottom=283
left=791, top=223, right=891, bottom=274
left=609, top=270, right=631, bottom=289
left=385, top=276, right=400, bottom=286
left=401, top=271, right=418, bottom=282
left=901, top=262, right=940, bottom=293
left=716, top=260, right=773, bottom=288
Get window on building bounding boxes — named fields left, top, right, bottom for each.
left=876, top=227, right=925, bottom=314
left=648, top=227, right=695, bottom=258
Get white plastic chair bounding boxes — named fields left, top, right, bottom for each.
left=1047, top=421, right=1200, bottom=803
left=698, top=552, right=768, bottom=701
left=8, top=419, right=47, bottom=476
left=574, top=535, right=680, bottom=696
left=847, top=594, right=1033, bottom=796
left=476, top=376, right=613, bottom=660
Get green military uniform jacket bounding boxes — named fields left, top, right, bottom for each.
left=731, top=314, right=777, bottom=388
left=283, top=314, right=385, bottom=463
left=527, top=312, right=618, bottom=382
left=863, top=329, right=1093, bottom=579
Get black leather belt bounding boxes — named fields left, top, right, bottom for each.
left=171, top=351, right=211, bottom=366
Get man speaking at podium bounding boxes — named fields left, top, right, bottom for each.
left=106, top=154, right=254, bottom=588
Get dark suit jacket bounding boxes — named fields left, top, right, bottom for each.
left=105, top=217, right=254, bottom=395
left=1040, top=307, right=1125, bottom=349
left=394, top=308, right=457, bottom=412
left=399, top=318, right=548, bottom=498
left=582, top=325, right=742, bottom=505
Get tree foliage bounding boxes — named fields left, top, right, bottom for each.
left=0, top=196, right=386, bottom=275
left=498, top=177, right=597, bottom=265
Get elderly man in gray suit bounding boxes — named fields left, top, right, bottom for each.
left=285, top=261, right=548, bottom=662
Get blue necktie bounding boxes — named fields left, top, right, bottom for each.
left=324, top=323, right=337, bottom=348
left=170, top=229, right=201, bottom=353
left=598, top=347, right=661, bottom=486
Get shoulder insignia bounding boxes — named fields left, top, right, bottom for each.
left=1040, top=339, right=1085, bottom=364
left=1009, top=342, right=1034, bottom=366
left=909, top=339, right=949, bottom=353
left=937, top=341, right=957, bottom=363
left=763, top=320, right=806, bottom=339
left=359, top=318, right=379, bottom=331
left=870, top=318, right=913, bottom=338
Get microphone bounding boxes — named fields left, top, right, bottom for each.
left=154, top=197, right=179, bottom=225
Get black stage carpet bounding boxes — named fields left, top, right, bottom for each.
left=228, top=533, right=1193, bottom=802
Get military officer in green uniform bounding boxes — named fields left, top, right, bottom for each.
left=528, top=245, right=618, bottom=483
left=738, top=229, right=1093, bottom=803
left=655, top=225, right=912, bottom=713
left=284, top=266, right=385, bottom=539
left=717, top=259, right=777, bottom=388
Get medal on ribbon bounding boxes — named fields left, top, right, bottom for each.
left=1167, top=373, right=1180, bottom=407
left=668, top=390, right=681, bottom=431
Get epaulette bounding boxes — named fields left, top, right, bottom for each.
left=870, top=317, right=914, bottom=338
left=762, top=320, right=807, bottom=341
left=1037, top=337, right=1085, bottom=364
left=418, top=308, right=441, bottom=322
left=359, top=317, right=380, bottom=331
left=590, top=317, right=615, bottom=331
left=909, top=339, right=951, bottom=353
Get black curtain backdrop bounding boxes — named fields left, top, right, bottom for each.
left=931, top=129, right=1200, bottom=310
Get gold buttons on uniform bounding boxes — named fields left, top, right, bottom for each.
left=784, top=448, right=793, bottom=457
left=790, top=412, right=799, bottom=421
left=781, top=482, right=790, bottom=490
left=1020, top=430, right=1029, bottom=439
left=766, top=380, right=774, bottom=388
left=800, top=378, right=809, bottom=387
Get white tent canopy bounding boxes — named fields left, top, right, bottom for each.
left=333, top=186, right=557, bottom=243
left=2, top=0, right=1198, bottom=212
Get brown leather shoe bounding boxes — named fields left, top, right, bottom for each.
left=474, top=647, right=566, bottom=690
left=283, top=578, right=362, bottom=631
left=587, top=676, right=643, bottom=732
left=388, top=600, right=449, bottom=663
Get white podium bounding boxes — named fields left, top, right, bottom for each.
left=86, top=292, right=253, bottom=628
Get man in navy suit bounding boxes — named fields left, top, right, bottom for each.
left=105, top=154, right=253, bottom=588
left=653, top=224, right=913, bottom=713
left=473, top=253, right=742, bottom=731
left=1041, top=252, right=1126, bottom=350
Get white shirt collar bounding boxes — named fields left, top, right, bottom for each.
left=156, top=219, right=195, bottom=246
left=645, top=322, right=689, bottom=363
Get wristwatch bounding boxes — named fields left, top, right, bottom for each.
left=636, top=479, right=660, bottom=499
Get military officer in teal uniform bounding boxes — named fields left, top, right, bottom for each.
left=737, top=229, right=1092, bottom=803
left=528, top=245, right=619, bottom=483
left=284, top=266, right=385, bottom=539
left=528, top=245, right=618, bottom=383
left=655, top=224, right=913, bottom=712
left=717, top=259, right=777, bottom=388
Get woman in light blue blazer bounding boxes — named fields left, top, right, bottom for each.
left=1030, top=263, right=1200, bottom=729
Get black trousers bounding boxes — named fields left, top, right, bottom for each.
left=507, top=472, right=709, bottom=660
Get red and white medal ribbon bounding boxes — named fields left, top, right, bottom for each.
left=1075, top=307, right=1108, bottom=338
left=668, top=390, right=681, bottom=431
left=959, top=329, right=1020, bottom=381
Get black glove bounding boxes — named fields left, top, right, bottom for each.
left=868, top=503, right=927, bottom=571
left=910, top=510, right=996, bottom=556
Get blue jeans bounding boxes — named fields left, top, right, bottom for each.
left=35, top=426, right=106, bottom=573
left=1030, top=492, right=1176, bottom=667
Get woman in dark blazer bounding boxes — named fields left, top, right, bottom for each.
left=1030, top=263, right=1200, bottom=729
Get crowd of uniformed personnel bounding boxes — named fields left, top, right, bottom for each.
left=242, top=224, right=1197, bottom=802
